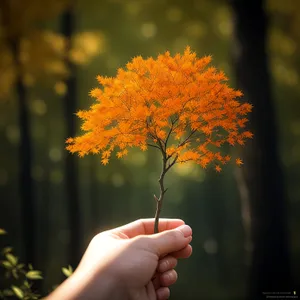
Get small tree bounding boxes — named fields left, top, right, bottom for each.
left=66, top=47, right=253, bottom=233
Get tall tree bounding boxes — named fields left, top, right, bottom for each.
left=0, top=0, right=36, bottom=266
left=61, top=6, right=82, bottom=267
left=230, top=0, right=292, bottom=297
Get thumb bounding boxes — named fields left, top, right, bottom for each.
left=149, top=225, right=192, bottom=256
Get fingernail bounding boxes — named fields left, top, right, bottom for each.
left=177, top=225, right=192, bottom=237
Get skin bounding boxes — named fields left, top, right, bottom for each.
left=46, top=218, right=193, bottom=300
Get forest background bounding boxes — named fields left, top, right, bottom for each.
left=0, top=0, right=299, bottom=299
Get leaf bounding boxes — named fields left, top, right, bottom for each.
left=11, top=286, right=24, bottom=299
left=23, top=280, right=30, bottom=288
left=26, top=270, right=43, bottom=280
left=66, top=47, right=253, bottom=174
left=6, top=253, right=18, bottom=266
left=0, top=228, right=6, bottom=235
left=2, top=247, right=13, bottom=254
left=12, top=269, right=19, bottom=279
left=17, top=263, right=25, bottom=269
left=62, top=265, right=73, bottom=277
left=2, top=260, right=12, bottom=268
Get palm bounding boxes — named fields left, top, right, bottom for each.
left=78, top=219, right=192, bottom=300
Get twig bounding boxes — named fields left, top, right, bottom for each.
left=153, top=146, right=174, bottom=233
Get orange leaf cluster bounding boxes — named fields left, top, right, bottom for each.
left=66, top=47, right=253, bottom=170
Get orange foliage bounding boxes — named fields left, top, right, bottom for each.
left=66, top=47, right=253, bottom=170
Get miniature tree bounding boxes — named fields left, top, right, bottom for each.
left=66, top=47, right=253, bottom=233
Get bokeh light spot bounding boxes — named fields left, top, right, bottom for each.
left=141, top=23, right=157, bottom=38
left=49, top=148, right=62, bottom=162
left=204, top=238, right=218, bottom=254
left=54, top=82, right=67, bottom=96
left=111, top=173, right=125, bottom=187
left=6, top=125, right=20, bottom=145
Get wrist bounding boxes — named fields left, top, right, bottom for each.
left=80, top=268, right=128, bottom=300
left=46, top=267, right=127, bottom=300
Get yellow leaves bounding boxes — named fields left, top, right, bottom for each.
left=132, top=105, right=148, bottom=119
left=202, top=125, right=213, bottom=135
left=102, top=150, right=111, bottom=159
left=90, top=88, right=102, bottom=99
left=65, top=137, right=74, bottom=144
left=166, top=147, right=177, bottom=157
left=66, top=46, right=252, bottom=172
left=116, top=149, right=128, bottom=158
left=0, top=0, right=105, bottom=100
left=215, top=165, right=222, bottom=172
left=140, top=144, right=148, bottom=151
left=178, top=150, right=200, bottom=162
left=156, top=130, right=166, bottom=140
left=54, top=81, right=67, bottom=95
left=0, top=28, right=103, bottom=99
left=236, top=158, right=243, bottom=166
left=70, top=32, right=106, bottom=65
left=243, top=131, right=254, bottom=139
left=101, top=158, right=109, bottom=165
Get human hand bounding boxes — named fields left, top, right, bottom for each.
left=47, top=219, right=192, bottom=300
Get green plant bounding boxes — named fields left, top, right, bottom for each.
left=0, top=229, right=73, bottom=299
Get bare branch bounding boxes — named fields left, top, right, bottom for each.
left=178, top=129, right=197, bottom=148
left=165, top=155, right=178, bottom=173
left=147, top=143, right=160, bottom=150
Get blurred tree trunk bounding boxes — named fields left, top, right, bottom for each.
left=39, top=120, right=51, bottom=294
left=90, top=157, right=100, bottom=233
left=0, top=0, right=36, bottom=266
left=61, top=7, right=82, bottom=267
left=14, top=42, right=36, bottom=266
left=230, top=0, right=292, bottom=297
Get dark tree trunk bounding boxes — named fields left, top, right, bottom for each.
left=15, top=46, right=36, bottom=266
left=230, top=0, right=292, bottom=298
left=0, top=0, right=36, bottom=268
left=61, top=8, right=81, bottom=267
left=39, top=121, right=51, bottom=294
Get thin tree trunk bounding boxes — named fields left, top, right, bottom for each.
left=230, top=0, right=292, bottom=297
left=61, top=7, right=81, bottom=267
left=89, top=157, right=100, bottom=233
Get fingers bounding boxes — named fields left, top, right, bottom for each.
left=156, top=287, right=170, bottom=300
left=110, top=218, right=185, bottom=237
left=153, top=253, right=188, bottom=290
left=153, top=269, right=178, bottom=289
left=153, top=256, right=178, bottom=290
left=150, top=224, right=192, bottom=256
left=171, top=244, right=193, bottom=259
left=157, top=255, right=177, bottom=273
left=160, top=269, right=178, bottom=286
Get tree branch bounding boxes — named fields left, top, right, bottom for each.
left=147, top=143, right=160, bottom=150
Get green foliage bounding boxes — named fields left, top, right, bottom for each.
left=0, top=229, right=7, bottom=235
left=0, top=243, right=42, bottom=299
left=0, top=230, right=74, bottom=299
left=0, top=0, right=299, bottom=298
left=61, top=265, right=73, bottom=278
